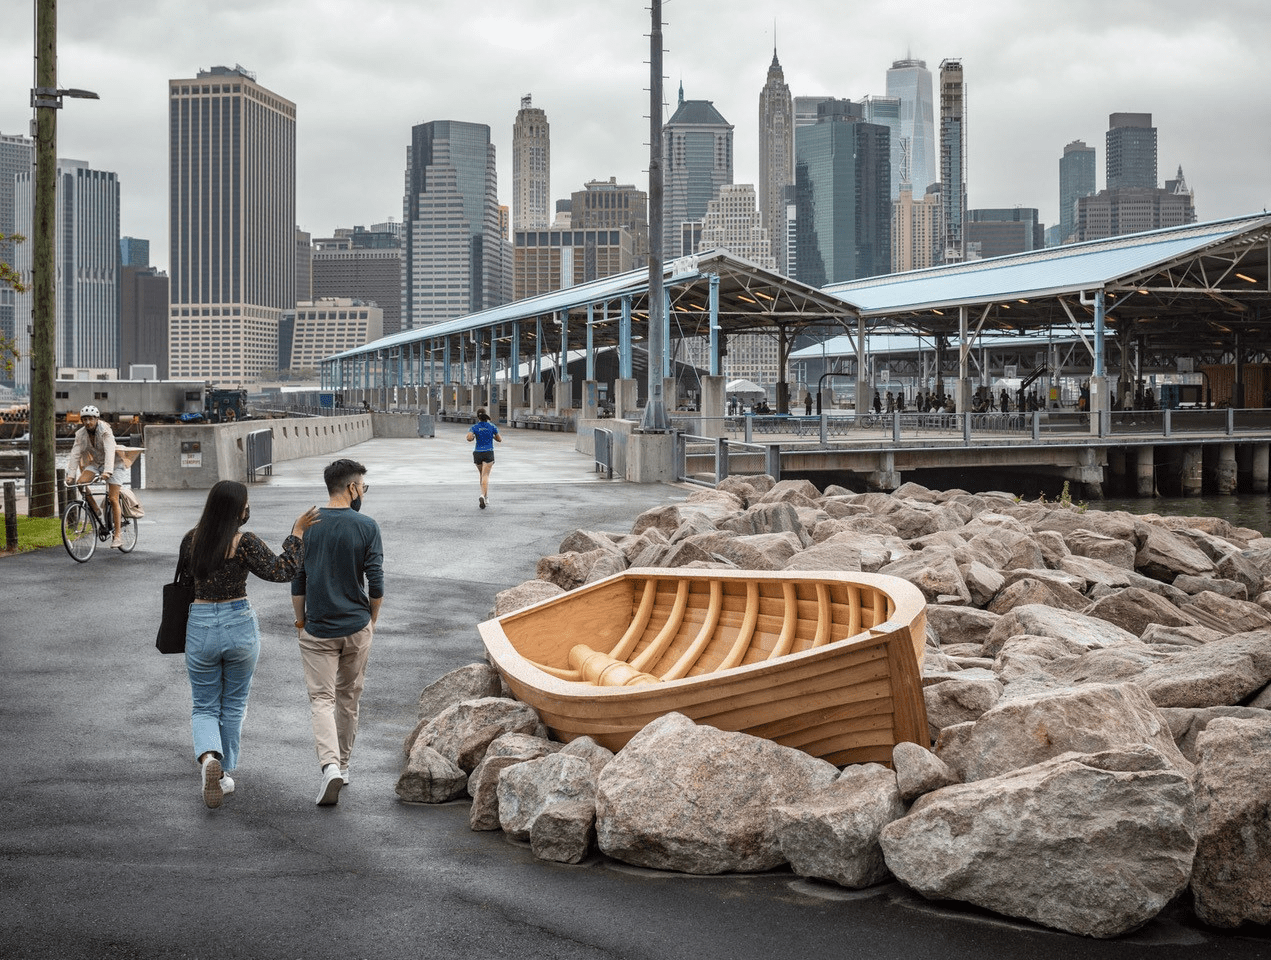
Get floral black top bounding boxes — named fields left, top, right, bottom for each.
left=180, top=530, right=304, bottom=602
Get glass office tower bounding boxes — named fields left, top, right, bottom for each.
left=794, top=100, right=891, bottom=286
left=402, top=120, right=510, bottom=328
left=885, top=58, right=937, bottom=196
left=1059, top=140, right=1097, bottom=244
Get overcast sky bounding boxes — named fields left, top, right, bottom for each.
left=4, top=0, right=1269, bottom=274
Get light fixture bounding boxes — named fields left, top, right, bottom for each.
left=1138, top=289, right=1150, bottom=295
left=753, top=290, right=774, bottom=301
left=1236, top=273, right=1258, bottom=283
left=737, top=294, right=757, bottom=304
left=1018, top=299, right=1029, bottom=304
left=931, top=309, right=943, bottom=316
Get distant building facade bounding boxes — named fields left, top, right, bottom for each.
left=569, top=178, right=648, bottom=259
left=758, top=49, right=794, bottom=274
left=938, top=59, right=966, bottom=263
left=1075, top=180, right=1196, bottom=241
left=1075, top=115, right=1195, bottom=241
left=120, top=266, right=170, bottom=379
left=861, top=95, right=903, bottom=202
left=966, top=208, right=1044, bottom=259
left=402, top=120, right=511, bottom=328
left=513, top=227, right=635, bottom=300
left=662, top=86, right=734, bottom=258
left=14, top=159, right=120, bottom=390
left=886, top=57, right=937, bottom=196
left=311, top=224, right=403, bottom=335
left=1107, top=113, right=1157, bottom=190
left=512, top=96, right=550, bottom=231
left=0, top=131, right=33, bottom=389
left=289, top=297, right=383, bottom=371
left=892, top=183, right=941, bottom=273
left=691, top=183, right=777, bottom=386
left=119, top=236, right=150, bottom=268
left=794, top=100, right=892, bottom=286
left=167, top=65, right=297, bottom=385
left=1059, top=140, right=1097, bottom=244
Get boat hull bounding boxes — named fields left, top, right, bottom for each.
left=479, top=568, right=929, bottom=767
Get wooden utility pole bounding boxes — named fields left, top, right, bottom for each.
left=28, top=0, right=96, bottom=517
left=29, top=0, right=58, bottom=517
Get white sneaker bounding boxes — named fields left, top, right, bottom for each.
left=316, top=763, right=343, bottom=806
left=111, top=535, right=123, bottom=548
left=220, top=775, right=235, bottom=796
left=201, top=756, right=223, bottom=809
left=340, top=768, right=350, bottom=786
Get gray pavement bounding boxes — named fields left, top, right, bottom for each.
left=3, top=421, right=1269, bottom=960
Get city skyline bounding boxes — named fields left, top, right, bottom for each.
left=2, top=0, right=1268, bottom=276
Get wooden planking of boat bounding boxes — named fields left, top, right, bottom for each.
left=478, top=568, right=930, bottom=767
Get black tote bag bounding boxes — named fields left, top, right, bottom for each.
left=156, top=552, right=194, bottom=654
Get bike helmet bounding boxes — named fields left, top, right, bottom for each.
left=80, top=405, right=100, bottom=418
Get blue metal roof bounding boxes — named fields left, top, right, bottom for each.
left=824, top=214, right=1271, bottom=316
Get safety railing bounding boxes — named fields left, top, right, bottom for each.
left=675, top=434, right=781, bottom=486
left=246, top=428, right=273, bottom=482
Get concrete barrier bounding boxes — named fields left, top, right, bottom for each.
left=143, top=415, right=374, bottom=489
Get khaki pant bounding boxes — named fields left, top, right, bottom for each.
left=297, top=623, right=374, bottom=770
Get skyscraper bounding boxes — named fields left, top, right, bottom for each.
left=512, top=95, right=550, bottom=231
left=861, top=95, right=903, bottom=202
left=402, top=120, right=511, bottom=328
left=662, top=85, right=734, bottom=259
left=758, top=49, right=794, bottom=274
left=0, top=132, right=33, bottom=389
left=14, top=159, right=120, bottom=387
left=168, top=65, right=296, bottom=385
left=1059, top=140, right=1097, bottom=244
left=794, top=100, right=891, bottom=286
left=938, top=59, right=966, bottom=263
left=885, top=58, right=937, bottom=195
left=1107, top=113, right=1157, bottom=190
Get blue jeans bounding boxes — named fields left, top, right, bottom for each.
left=185, top=600, right=260, bottom=772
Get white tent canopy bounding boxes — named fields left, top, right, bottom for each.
left=726, top=378, right=766, bottom=394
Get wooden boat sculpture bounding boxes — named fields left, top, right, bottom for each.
left=478, top=568, right=929, bottom=767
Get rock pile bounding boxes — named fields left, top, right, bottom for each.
left=397, top=477, right=1271, bottom=939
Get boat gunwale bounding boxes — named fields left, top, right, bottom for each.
left=479, top=567, right=927, bottom=701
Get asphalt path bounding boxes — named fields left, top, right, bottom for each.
left=2, top=425, right=1269, bottom=959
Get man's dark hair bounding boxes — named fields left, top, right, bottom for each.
left=324, top=458, right=367, bottom=495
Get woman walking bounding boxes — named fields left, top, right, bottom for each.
left=466, top=408, right=502, bottom=509
left=181, top=480, right=320, bottom=808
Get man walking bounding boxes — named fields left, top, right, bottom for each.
left=292, top=458, right=384, bottom=806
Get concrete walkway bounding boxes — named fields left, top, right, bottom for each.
left=2, top=422, right=1267, bottom=959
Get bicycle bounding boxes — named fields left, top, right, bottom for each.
left=61, top=478, right=138, bottom=562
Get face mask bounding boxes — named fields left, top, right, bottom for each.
left=239, top=506, right=250, bottom=527
left=349, top=496, right=362, bottom=513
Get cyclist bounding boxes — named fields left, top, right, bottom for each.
left=67, top=405, right=127, bottom=548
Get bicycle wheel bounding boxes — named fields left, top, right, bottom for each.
left=117, top=514, right=139, bottom=553
left=62, top=502, right=97, bottom=562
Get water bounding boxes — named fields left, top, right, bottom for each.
left=1090, top=493, right=1271, bottom=538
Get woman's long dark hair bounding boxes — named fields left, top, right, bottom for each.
left=189, top=480, right=248, bottom=580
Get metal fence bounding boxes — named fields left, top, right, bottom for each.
left=246, top=429, right=273, bottom=482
